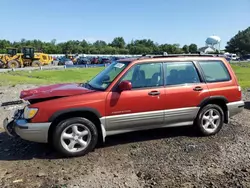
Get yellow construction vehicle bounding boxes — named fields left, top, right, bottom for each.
left=0, top=47, right=52, bottom=68
left=0, top=48, right=21, bottom=68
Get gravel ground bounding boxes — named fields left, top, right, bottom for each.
left=0, top=85, right=250, bottom=188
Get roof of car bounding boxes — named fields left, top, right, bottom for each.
left=118, top=54, right=226, bottom=63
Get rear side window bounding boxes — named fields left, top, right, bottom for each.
left=199, top=61, right=231, bottom=83
left=165, top=62, right=200, bottom=86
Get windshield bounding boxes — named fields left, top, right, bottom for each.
left=87, top=61, right=130, bottom=90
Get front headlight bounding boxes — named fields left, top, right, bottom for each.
left=23, top=106, right=38, bottom=119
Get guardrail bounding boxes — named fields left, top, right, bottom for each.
left=0, top=63, right=109, bottom=73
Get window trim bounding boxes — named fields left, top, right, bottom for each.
left=163, top=61, right=203, bottom=88
left=197, top=60, right=232, bottom=83
left=112, top=61, right=164, bottom=91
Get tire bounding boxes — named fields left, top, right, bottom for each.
left=32, top=60, right=42, bottom=67
left=195, top=104, right=224, bottom=136
left=7, top=60, right=20, bottom=68
left=52, top=117, right=98, bottom=157
left=0, top=60, right=5, bottom=68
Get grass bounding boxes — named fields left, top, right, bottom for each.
left=0, top=62, right=250, bottom=89
left=230, top=62, right=250, bottom=89
left=0, top=67, right=104, bottom=86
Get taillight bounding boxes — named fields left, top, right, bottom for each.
left=238, top=86, right=241, bottom=91
left=238, top=86, right=242, bottom=100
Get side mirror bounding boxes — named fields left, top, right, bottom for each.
left=118, top=80, right=132, bottom=91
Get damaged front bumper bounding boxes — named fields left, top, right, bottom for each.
left=3, top=109, right=51, bottom=143
left=3, top=109, right=23, bottom=136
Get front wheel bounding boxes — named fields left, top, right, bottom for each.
left=53, top=117, right=98, bottom=157
left=32, top=60, right=42, bottom=67
left=195, top=104, right=224, bottom=136
left=7, top=60, right=20, bottom=68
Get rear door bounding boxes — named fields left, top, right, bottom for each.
left=197, top=60, right=241, bottom=102
left=162, top=61, right=210, bottom=126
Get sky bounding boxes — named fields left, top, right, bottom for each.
left=1, top=0, right=249, bottom=49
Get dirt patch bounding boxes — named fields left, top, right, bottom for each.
left=0, top=85, right=250, bottom=188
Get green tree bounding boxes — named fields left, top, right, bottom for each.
left=182, top=45, right=189, bottom=53
left=0, top=40, right=11, bottom=53
left=80, top=40, right=89, bottom=48
left=93, top=40, right=107, bottom=47
left=189, top=44, right=198, bottom=53
left=0, top=37, right=200, bottom=55
left=226, top=26, right=250, bottom=55
left=111, top=37, right=126, bottom=48
left=50, top=39, right=56, bottom=45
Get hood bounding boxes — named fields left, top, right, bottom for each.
left=20, top=83, right=94, bottom=101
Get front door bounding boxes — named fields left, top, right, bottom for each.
left=105, top=62, right=165, bottom=135
left=162, top=61, right=210, bottom=126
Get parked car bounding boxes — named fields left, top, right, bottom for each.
left=76, top=57, right=91, bottom=65
left=3, top=54, right=244, bottom=157
left=58, top=57, right=74, bottom=65
left=111, top=56, right=121, bottom=61
left=91, top=57, right=99, bottom=64
left=100, top=57, right=111, bottom=64
left=240, top=54, right=250, bottom=61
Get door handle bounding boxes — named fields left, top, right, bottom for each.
left=148, top=91, right=160, bottom=96
left=193, top=86, right=203, bottom=91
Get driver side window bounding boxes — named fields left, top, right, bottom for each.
left=121, top=62, right=163, bottom=89
left=121, top=67, right=134, bottom=82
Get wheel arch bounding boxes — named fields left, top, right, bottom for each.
left=48, top=108, right=105, bottom=144
left=198, top=96, right=229, bottom=123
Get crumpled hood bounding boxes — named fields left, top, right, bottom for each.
left=20, top=83, right=94, bottom=101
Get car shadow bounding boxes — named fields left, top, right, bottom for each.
left=0, top=132, right=59, bottom=161
left=0, top=125, right=196, bottom=161
left=244, top=101, right=250, bottom=110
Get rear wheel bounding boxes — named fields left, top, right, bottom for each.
left=195, top=104, right=224, bottom=136
left=32, top=60, right=42, bottom=67
left=7, top=60, right=20, bottom=68
left=52, top=117, right=98, bottom=157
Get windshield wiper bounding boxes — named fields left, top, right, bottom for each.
left=84, top=82, right=94, bottom=90
left=84, top=82, right=103, bottom=91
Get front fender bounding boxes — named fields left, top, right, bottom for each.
left=48, top=107, right=102, bottom=122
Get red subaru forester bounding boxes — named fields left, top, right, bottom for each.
left=3, top=54, right=244, bottom=157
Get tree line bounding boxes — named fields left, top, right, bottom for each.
left=0, top=37, right=198, bottom=55
left=0, top=26, right=249, bottom=55
left=225, top=26, right=250, bottom=55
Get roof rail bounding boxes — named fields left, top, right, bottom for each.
left=137, top=52, right=216, bottom=59
left=137, top=53, right=154, bottom=60
left=152, top=53, right=215, bottom=58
